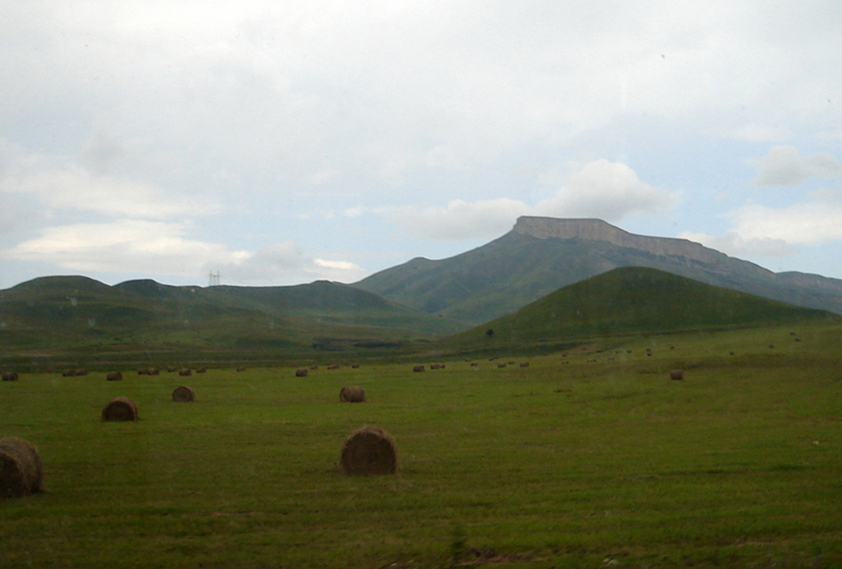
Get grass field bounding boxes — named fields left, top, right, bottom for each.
left=2, top=323, right=841, bottom=568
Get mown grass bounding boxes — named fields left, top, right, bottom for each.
left=1, top=323, right=841, bottom=568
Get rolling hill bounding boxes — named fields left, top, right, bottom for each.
left=354, top=216, right=842, bottom=325
left=445, top=266, right=841, bottom=350
left=0, top=275, right=463, bottom=357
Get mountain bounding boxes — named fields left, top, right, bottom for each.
left=0, top=276, right=463, bottom=355
left=446, top=266, right=840, bottom=349
left=354, top=216, right=842, bottom=326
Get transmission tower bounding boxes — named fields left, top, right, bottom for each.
left=208, top=271, right=221, bottom=287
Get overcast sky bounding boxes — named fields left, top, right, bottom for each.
left=1, top=0, right=841, bottom=290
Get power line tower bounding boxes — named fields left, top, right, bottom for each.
left=208, top=271, right=221, bottom=287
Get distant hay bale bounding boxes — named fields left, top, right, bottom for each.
left=327, top=364, right=340, bottom=370
left=62, top=369, right=76, bottom=377
left=340, top=426, right=396, bottom=476
left=196, top=367, right=207, bottom=373
left=101, top=397, right=138, bottom=421
left=295, top=368, right=308, bottom=377
left=670, top=369, right=684, bottom=381
left=351, top=364, right=360, bottom=369
left=236, top=366, right=246, bottom=372
left=339, top=386, right=366, bottom=403
left=172, top=385, right=195, bottom=402
left=729, top=351, right=735, bottom=356
left=412, top=365, right=425, bottom=373
left=2, top=372, right=18, bottom=382
left=147, top=367, right=160, bottom=376
left=75, top=369, right=89, bottom=376
left=137, top=368, right=148, bottom=375
left=178, top=368, right=192, bottom=377
left=519, top=362, right=529, bottom=368
left=106, top=371, right=122, bottom=382
left=0, top=437, right=44, bottom=498
left=470, top=362, right=479, bottom=367
left=497, top=363, right=507, bottom=368
left=310, top=365, right=319, bottom=370
left=429, top=363, right=444, bottom=370
left=166, top=365, right=176, bottom=373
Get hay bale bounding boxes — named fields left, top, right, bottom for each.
left=412, top=365, right=425, bottom=373
left=147, top=367, right=160, bottom=376
left=62, top=369, right=76, bottom=377
left=196, top=367, right=207, bottom=373
left=236, top=366, right=246, bottom=372
left=327, top=364, right=340, bottom=370
left=106, top=371, right=122, bottom=382
left=340, top=426, right=396, bottom=476
left=166, top=365, right=176, bottom=373
left=178, top=368, right=192, bottom=377
left=670, top=369, right=684, bottom=381
left=137, top=368, right=148, bottom=375
left=101, top=397, right=138, bottom=421
left=172, top=385, right=195, bottom=402
left=75, top=369, right=89, bottom=376
left=2, top=372, right=18, bottom=382
left=0, top=437, right=44, bottom=498
left=339, top=386, right=366, bottom=403
left=295, top=368, right=308, bottom=377
left=519, top=362, right=529, bottom=368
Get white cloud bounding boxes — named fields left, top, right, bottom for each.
left=726, top=124, right=793, bottom=142
left=389, top=160, right=677, bottom=240
left=753, top=146, right=842, bottom=187
left=680, top=193, right=842, bottom=257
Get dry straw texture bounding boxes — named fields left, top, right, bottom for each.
left=340, top=426, right=397, bottom=476
left=101, top=397, right=138, bottom=421
left=339, top=386, right=366, bottom=403
left=0, top=437, right=44, bottom=498
left=172, top=385, right=195, bottom=402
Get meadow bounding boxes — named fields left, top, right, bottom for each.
left=2, top=322, right=841, bottom=568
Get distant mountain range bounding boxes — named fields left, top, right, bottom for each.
left=354, top=216, right=842, bottom=326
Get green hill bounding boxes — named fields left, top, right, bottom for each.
left=0, top=276, right=464, bottom=360
left=446, top=267, right=840, bottom=350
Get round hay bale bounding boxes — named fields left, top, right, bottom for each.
left=339, top=386, right=366, bottom=403
left=62, top=369, right=76, bottom=377
left=2, top=372, right=19, bottom=382
left=106, top=371, right=122, bottom=382
left=178, top=368, right=192, bottom=377
left=172, top=385, right=195, bottom=402
left=295, top=368, right=308, bottom=377
left=147, top=367, right=160, bottom=376
left=519, top=362, right=530, bottom=368
left=196, top=367, right=207, bottom=373
left=412, top=365, right=425, bottom=373
left=236, top=366, right=246, bottom=372
left=166, top=365, right=177, bottom=373
left=340, top=426, right=396, bottom=476
left=101, top=397, right=138, bottom=421
left=0, top=437, right=44, bottom=498
left=670, top=369, right=684, bottom=381
left=137, top=368, right=148, bottom=375
left=75, top=369, right=89, bottom=376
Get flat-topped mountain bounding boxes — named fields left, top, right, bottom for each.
left=354, top=216, right=842, bottom=325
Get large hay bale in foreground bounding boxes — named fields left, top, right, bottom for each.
left=340, top=426, right=396, bottom=476
left=339, top=386, right=366, bottom=403
left=106, top=371, right=122, bottom=382
left=101, top=397, right=138, bottom=421
left=0, top=437, right=44, bottom=498
left=670, top=369, right=685, bottom=381
left=172, top=385, right=195, bottom=402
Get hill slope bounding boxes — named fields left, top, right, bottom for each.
left=447, top=267, right=840, bottom=349
left=354, top=216, right=842, bottom=325
left=0, top=276, right=463, bottom=356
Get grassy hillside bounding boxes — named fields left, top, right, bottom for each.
left=355, top=228, right=842, bottom=326
left=0, top=276, right=464, bottom=364
left=445, top=267, right=840, bottom=352
left=1, top=320, right=841, bottom=568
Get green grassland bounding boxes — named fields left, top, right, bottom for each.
left=2, top=321, right=841, bottom=568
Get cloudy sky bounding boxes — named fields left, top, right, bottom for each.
left=1, top=0, right=841, bottom=290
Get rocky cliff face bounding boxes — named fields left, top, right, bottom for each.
left=513, top=216, right=751, bottom=270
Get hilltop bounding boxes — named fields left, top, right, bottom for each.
left=354, top=216, right=842, bottom=325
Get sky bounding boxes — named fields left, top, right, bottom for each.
left=1, top=0, right=841, bottom=290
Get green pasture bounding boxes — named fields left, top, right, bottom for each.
left=2, top=323, right=841, bottom=568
